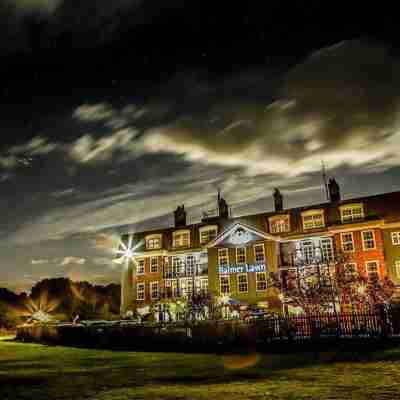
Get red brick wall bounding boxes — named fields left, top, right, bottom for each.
left=334, top=228, right=386, bottom=277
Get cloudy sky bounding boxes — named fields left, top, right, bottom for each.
left=1, top=1, right=400, bottom=292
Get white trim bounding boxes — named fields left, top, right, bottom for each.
left=219, top=275, right=230, bottom=295
left=136, top=282, right=145, bottom=300
left=301, top=209, right=325, bottom=230
left=391, top=231, right=400, bottom=246
left=256, top=271, right=268, bottom=292
left=136, top=258, right=145, bottom=275
left=206, top=222, right=278, bottom=248
left=172, top=229, right=191, bottom=248
left=218, top=248, right=229, bottom=266
left=339, top=203, right=364, bottom=223
left=268, top=214, right=290, bottom=233
left=236, top=247, right=246, bottom=264
left=145, top=233, right=162, bottom=250
left=150, top=256, right=158, bottom=273
left=341, top=232, right=355, bottom=252
left=365, top=260, right=380, bottom=279
left=237, top=273, right=248, bottom=293
left=150, top=281, right=159, bottom=300
left=361, top=230, right=376, bottom=251
left=253, top=243, right=265, bottom=263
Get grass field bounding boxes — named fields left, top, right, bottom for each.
left=1, top=337, right=400, bottom=400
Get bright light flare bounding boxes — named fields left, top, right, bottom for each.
left=113, top=235, right=143, bottom=265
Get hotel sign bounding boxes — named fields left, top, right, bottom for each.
left=218, top=263, right=267, bottom=274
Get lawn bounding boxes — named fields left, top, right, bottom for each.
left=1, top=336, right=400, bottom=400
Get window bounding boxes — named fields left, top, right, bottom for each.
left=172, top=257, right=184, bottom=276
left=366, top=261, right=379, bottom=280
left=391, top=232, right=400, bottom=245
left=220, top=276, right=230, bottom=294
left=237, top=274, right=248, bottom=293
left=172, top=230, right=190, bottom=248
left=137, top=282, right=145, bottom=300
left=344, top=263, right=357, bottom=278
left=256, top=272, right=267, bottom=291
left=186, top=255, right=195, bottom=276
left=269, top=215, right=290, bottom=233
left=254, top=244, right=265, bottom=263
left=340, top=204, right=364, bottom=223
left=150, top=256, right=158, bottom=273
left=150, top=281, right=159, bottom=300
left=301, top=240, right=314, bottom=263
left=395, top=261, right=400, bottom=278
left=321, top=238, right=334, bottom=261
left=362, top=230, right=375, bottom=250
left=199, top=225, right=218, bottom=244
left=146, top=234, right=162, bottom=249
left=218, top=248, right=229, bottom=266
left=302, top=210, right=325, bottom=230
left=341, top=232, right=354, bottom=252
left=137, top=259, right=145, bottom=274
left=200, top=278, right=208, bottom=292
left=236, top=248, right=246, bottom=264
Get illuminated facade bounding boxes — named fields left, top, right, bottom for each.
left=119, top=181, right=400, bottom=315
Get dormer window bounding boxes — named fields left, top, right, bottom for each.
left=145, top=234, right=162, bottom=250
left=340, top=203, right=364, bottom=223
left=269, top=215, right=290, bottom=233
left=199, top=225, right=218, bottom=244
left=302, top=209, right=325, bottom=230
left=172, top=230, right=190, bottom=248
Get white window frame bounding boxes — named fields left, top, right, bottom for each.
left=321, top=237, right=334, bottom=261
left=145, top=234, right=162, bottom=250
left=237, top=273, right=248, bottom=293
left=150, top=256, right=158, bottom=273
left=341, top=232, right=355, bottom=252
left=344, top=262, right=357, bottom=278
left=362, top=230, right=376, bottom=250
left=391, top=232, right=400, bottom=246
left=172, top=229, right=190, bottom=248
left=136, top=258, right=145, bottom=275
left=185, top=254, right=195, bottom=276
left=218, top=248, right=229, bottom=266
left=253, top=243, right=265, bottom=263
left=269, top=215, right=290, bottom=233
left=339, top=203, right=364, bottom=223
left=236, top=247, right=246, bottom=264
left=199, top=225, right=218, bottom=245
left=220, top=275, right=230, bottom=294
left=395, top=260, right=400, bottom=278
left=150, top=281, right=159, bottom=300
left=136, top=282, right=145, bottom=300
left=301, top=209, right=325, bottom=230
left=256, top=272, right=268, bottom=291
left=365, top=260, right=380, bottom=280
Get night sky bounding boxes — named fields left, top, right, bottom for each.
left=1, top=1, right=400, bottom=292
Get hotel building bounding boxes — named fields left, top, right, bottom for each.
left=120, top=180, right=400, bottom=315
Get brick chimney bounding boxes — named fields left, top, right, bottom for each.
left=174, top=205, right=187, bottom=227
left=273, top=188, right=283, bottom=212
left=328, top=178, right=341, bottom=202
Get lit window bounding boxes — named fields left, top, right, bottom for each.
left=220, top=275, right=230, bottom=294
left=186, top=255, right=195, bottom=276
left=218, top=248, right=229, bottom=266
left=237, top=274, right=248, bottom=293
left=302, top=211, right=325, bottom=230
left=254, top=244, right=265, bottom=263
left=200, top=278, right=208, bottom=292
left=150, top=256, right=158, bottom=273
left=199, top=226, right=218, bottom=244
left=362, top=230, right=375, bottom=250
left=340, top=204, right=364, bottom=223
left=137, top=283, right=145, bottom=300
left=172, top=257, right=184, bottom=276
left=395, top=261, right=400, bottom=278
left=137, top=259, right=145, bottom=274
left=301, top=240, right=314, bottom=264
left=366, top=261, right=379, bottom=280
left=146, top=234, right=162, bottom=249
left=341, top=232, right=354, bottom=252
left=173, top=230, right=190, bottom=247
left=236, top=248, right=246, bottom=264
left=269, top=215, right=290, bottom=233
left=391, top=232, right=400, bottom=245
left=150, top=281, right=159, bottom=300
left=256, top=272, right=267, bottom=291
left=321, top=238, right=334, bottom=261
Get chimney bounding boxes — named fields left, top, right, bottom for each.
left=328, top=178, right=341, bottom=202
left=273, top=188, right=283, bottom=212
left=218, top=190, right=229, bottom=219
left=174, top=204, right=187, bottom=227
